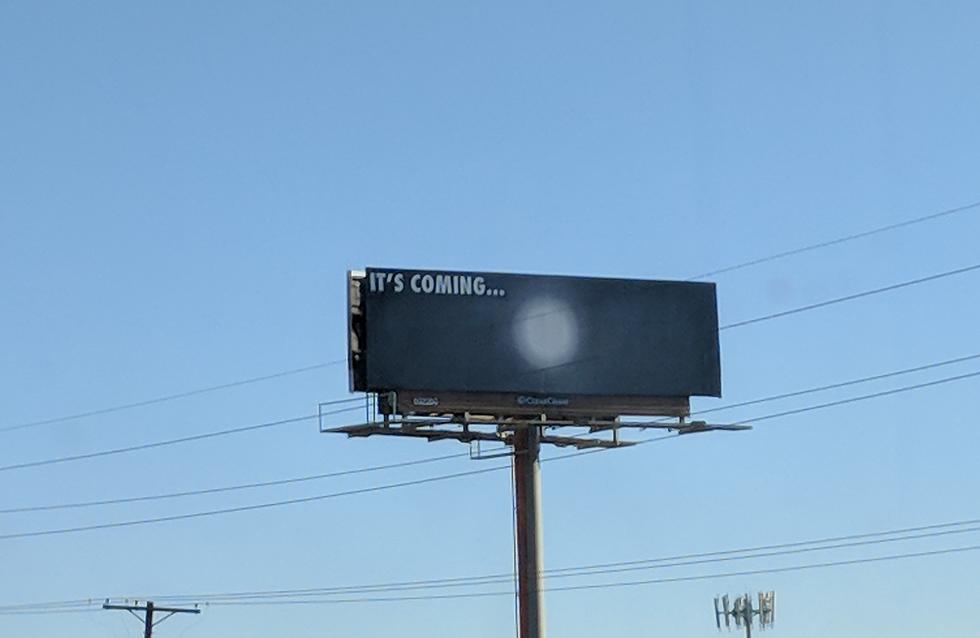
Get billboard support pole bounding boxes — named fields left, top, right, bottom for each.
left=513, top=424, right=545, bottom=638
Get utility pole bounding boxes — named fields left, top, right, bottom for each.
left=513, top=425, right=545, bottom=638
left=103, top=600, right=200, bottom=637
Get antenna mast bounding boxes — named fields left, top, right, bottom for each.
left=714, top=591, right=775, bottom=638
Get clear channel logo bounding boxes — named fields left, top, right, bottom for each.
left=517, top=395, right=570, bottom=407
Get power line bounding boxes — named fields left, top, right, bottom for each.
left=3, top=367, right=977, bottom=541
left=11, top=199, right=975, bottom=440
left=0, top=607, right=100, bottom=615
left=158, top=544, right=980, bottom=605
left=0, top=599, right=100, bottom=612
left=9, top=535, right=976, bottom=611
left=544, top=516, right=980, bottom=575
left=1, top=359, right=346, bottom=435
left=4, top=258, right=968, bottom=497
left=6, top=203, right=977, bottom=618
left=548, top=543, right=980, bottom=594
left=2, top=351, right=977, bottom=519
left=686, top=351, right=980, bottom=417
left=623, top=369, right=980, bottom=444
left=0, top=452, right=467, bottom=514
left=144, top=522, right=980, bottom=601
left=691, top=199, right=980, bottom=279
left=542, top=523, right=980, bottom=582
left=0, top=442, right=664, bottom=541
left=720, top=262, right=980, bottom=330
left=7, top=200, right=974, bottom=442
left=0, top=465, right=513, bottom=541
left=9, top=349, right=972, bottom=512
left=7, top=516, right=980, bottom=611
left=743, top=369, right=980, bottom=425
left=0, top=402, right=360, bottom=474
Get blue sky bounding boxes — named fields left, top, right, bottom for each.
left=2, top=2, right=979, bottom=636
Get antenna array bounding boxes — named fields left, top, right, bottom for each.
left=714, top=591, right=775, bottom=637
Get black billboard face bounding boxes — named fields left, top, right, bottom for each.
left=349, top=268, right=721, bottom=399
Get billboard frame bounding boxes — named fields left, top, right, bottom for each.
left=347, top=268, right=720, bottom=422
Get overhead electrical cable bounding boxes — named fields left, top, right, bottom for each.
left=5, top=204, right=977, bottom=614
left=0, top=607, right=100, bottom=615
left=1, top=359, right=347, bottom=434
left=628, top=369, right=980, bottom=446
left=690, top=199, right=980, bottom=279
left=0, top=403, right=360, bottom=474
left=719, top=262, right=980, bottom=330
left=0, top=452, right=468, bottom=514
left=539, top=523, right=980, bottom=582
left=544, top=544, right=980, bottom=595
left=3, top=367, right=978, bottom=540
left=142, top=523, right=980, bottom=601
left=2, top=354, right=977, bottom=512
left=2, top=350, right=977, bottom=515
left=123, top=545, right=980, bottom=606
left=0, top=443, right=659, bottom=541
left=542, top=516, right=980, bottom=574
left=685, top=351, right=980, bottom=417
left=0, top=465, right=514, bottom=540
left=735, top=369, right=980, bottom=426
left=0, top=599, right=102, bottom=612
left=4, top=262, right=968, bottom=477
left=7, top=538, right=976, bottom=612
left=9, top=199, right=974, bottom=437
left=6, top=516, right=980, bottom=611
left=10, top=525, right=978, bottom=610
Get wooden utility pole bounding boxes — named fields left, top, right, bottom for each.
left=103, top=600, right=200, bottom=637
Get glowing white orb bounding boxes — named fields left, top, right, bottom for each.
left=513, top=297, right=579, bottom=368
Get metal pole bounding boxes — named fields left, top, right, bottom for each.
left=513, top=424, right=545, bottom=638
left=144, top=601, right=154, bottom=638
left=744, top=597, right=752, bottom=638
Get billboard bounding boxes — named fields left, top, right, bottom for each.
left=348, top=268, right=721, bottom=416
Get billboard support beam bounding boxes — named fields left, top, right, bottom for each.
left=325, top=409, right=749, bottom=638
left=513, top=425, right=545, bottom=638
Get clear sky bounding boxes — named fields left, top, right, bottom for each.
left=2, top=2, right=980, bottom=637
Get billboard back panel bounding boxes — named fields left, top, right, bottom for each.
left=350, top=268, right=721, bottom=399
